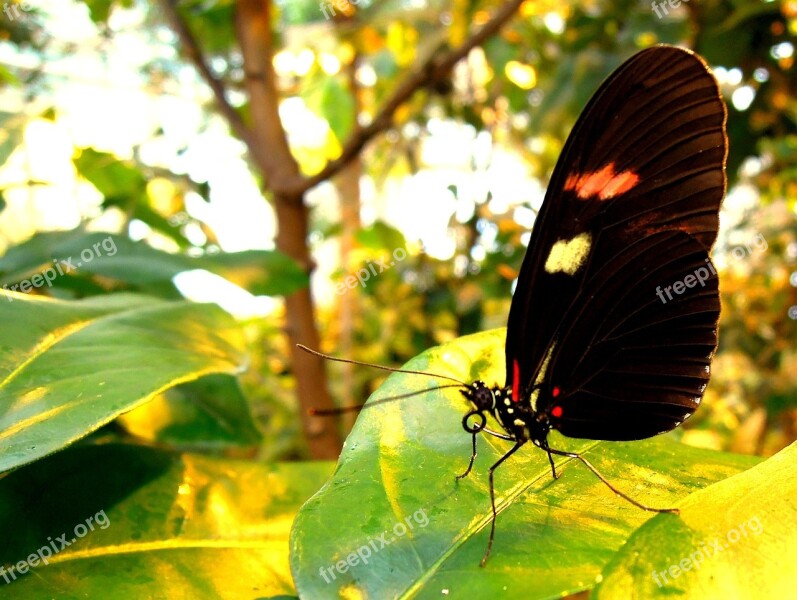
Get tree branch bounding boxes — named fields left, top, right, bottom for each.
left=287, top=0, right=526, bottom=196
left=234, top=0, right=304, bottom=194
left=159, top=0, right=266, bottom=171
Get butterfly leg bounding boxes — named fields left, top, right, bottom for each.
left=458, top=426, right=515, bottom=480
left=545, top=447, right=560, bottom=480
left=457, top=410, right=489, bottom=480
left=545, top=445, right=679, bottom=514
left=456, top=430, right=478, bottom=480
left=480, top=439, right=527, bottom=567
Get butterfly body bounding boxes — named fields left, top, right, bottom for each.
left=461, top=381, right=551, bottom=444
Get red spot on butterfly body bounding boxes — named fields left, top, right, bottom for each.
left=552, top=386, right=561, bottom=398
left=551, top=405, right=563, bottom=418
left=564, top=163, right=639, bottom=201
left=512, top=359, right=520, bottom=403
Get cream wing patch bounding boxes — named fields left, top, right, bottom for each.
left=544, top=232, right=592, bottom=275
left=530, top=342, right=557, bottom=411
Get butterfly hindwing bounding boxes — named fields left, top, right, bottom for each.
left=545, top=230, right=719, bottom=440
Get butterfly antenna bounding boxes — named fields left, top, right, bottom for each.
left=309, top=384, right=465, bottom=415
left=296, top=344, right=468, bottom=386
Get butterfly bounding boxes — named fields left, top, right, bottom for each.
left=303, top=43, right=727, bottom=566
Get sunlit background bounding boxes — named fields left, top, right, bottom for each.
left=1, top=0, right=796, bottom=458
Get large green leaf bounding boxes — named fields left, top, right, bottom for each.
left=0, top=230, right=308, bottom=297
left=594, top=439, right=797, bottom=598
left=290, top=329, right=759, bottom=599
left=0, top=293, right=246, bottom=473
left=0, top=443, right=333, bottom=597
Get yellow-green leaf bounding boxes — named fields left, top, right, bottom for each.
left=594, top=439, right=797, bottom=598
left=290, top=329, right=760, bottom=598
left=0, top=293, right=245, bottom=473
left=0, top=443, right=333, bottom=597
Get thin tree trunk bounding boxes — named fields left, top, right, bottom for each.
left=336, top=52, right=364, bottom=430
left=336, top=156, right=363, bottom=431
left=236, top=0, right=342, bottom=458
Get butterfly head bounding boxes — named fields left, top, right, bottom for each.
left=459, top=380, right=496, bottom=413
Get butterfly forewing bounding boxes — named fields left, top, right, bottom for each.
left=506, top=45, right=727, bottom=438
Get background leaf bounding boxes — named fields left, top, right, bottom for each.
left=0, top=230, right=308, bottom=298
left=0, top=293, right=246, bottom=473
left=0, top=443, right=333, bottom=597
left=290, top=329, right=760, bottom=599
left=116, top=374, right=263, bottom=450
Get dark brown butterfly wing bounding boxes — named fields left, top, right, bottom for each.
left=505, top=45, right=727, bottom=439
left=545, top=230, right=719, bottom=440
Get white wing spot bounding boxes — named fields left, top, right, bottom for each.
left=544, top=232, right=592, bottom=275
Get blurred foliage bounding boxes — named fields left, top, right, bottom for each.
left=0, top=0, right=794, bottom=595
left=0, top=0, right=793, bottom=461
left=0, top=0, right=797, bottom=520
left=0, top=444, right=334, bottom=597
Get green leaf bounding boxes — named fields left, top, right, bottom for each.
left=73, top=148, right=147, bottom=201
left=82, top=0, right=114, bottom=22
left=0, top=63, right=21, bottom=87
left=0, top=443, right=333, bottom=596
left=179, top=0, right=237, bottom=55
left=0, top=230, right=308, bottom=297
left=290, top=329, right=759, bottom=598
left=0, top=293, right=246, bottom=473
left=355, top=221, right=407, bottom=252
left=80, top=0, right=133, bottom=23
left=116, top=374, right=262, bottom=449
left=72, top=149, right=183, bottom=244
left=305, top=75, right=355, bottom=145
left=199, top=249, right=309, bottom=297
left=0, top=110, right=27, bottom=167
left=594, top=439, right=797, bottom=598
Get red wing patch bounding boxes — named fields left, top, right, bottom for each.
left=512, top=359, right=520, bottom=403
left=564, top=163, right=639, bottom=201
